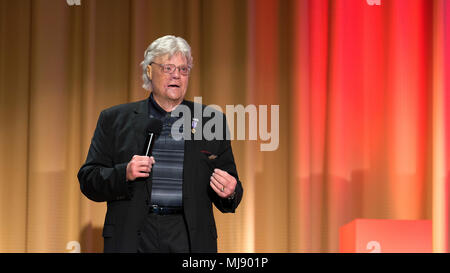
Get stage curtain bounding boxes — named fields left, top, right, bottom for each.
left=0, top=0, right=448, bottom=252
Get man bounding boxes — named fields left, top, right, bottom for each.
left=77, top=35, right=243, bottom=253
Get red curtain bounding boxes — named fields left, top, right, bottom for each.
left=247, top=0, right=449, bottom=251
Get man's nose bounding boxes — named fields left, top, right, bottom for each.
left=171, top=67, right=181, bottom=78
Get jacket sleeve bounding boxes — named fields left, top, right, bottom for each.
left=210, top=115, right=243, bottom=213
left=77, top=110, right=131, bottom=202
left=211, top=139, right=244, bottom=213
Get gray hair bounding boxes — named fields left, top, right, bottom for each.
left=140, top=35, right=193, bottom=91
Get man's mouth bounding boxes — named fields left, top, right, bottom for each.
left=168, top=84, right=180, bottom=88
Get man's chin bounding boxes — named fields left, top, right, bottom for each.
left=166, top=90, right=186, bottom=101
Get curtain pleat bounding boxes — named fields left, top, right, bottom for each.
left=0, top=0, right=448, bottom=252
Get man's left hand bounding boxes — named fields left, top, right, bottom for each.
left=210, top=168, right=237, bottom=199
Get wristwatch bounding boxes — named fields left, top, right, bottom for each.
left=227, top=191, right=236, bottom=200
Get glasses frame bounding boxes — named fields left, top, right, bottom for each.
left=150, top=62, right=191, bottom=76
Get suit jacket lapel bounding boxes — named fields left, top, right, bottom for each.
left=132, top=98, right=150, bottom=156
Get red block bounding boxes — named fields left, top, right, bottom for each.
left=339, top=219, right=432, bottom=253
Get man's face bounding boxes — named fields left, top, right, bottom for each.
left=148, top=52, right=189, bottom=105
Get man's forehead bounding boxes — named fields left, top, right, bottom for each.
left=155, top=52, right=187, bottom=64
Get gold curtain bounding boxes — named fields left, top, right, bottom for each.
left=0, top=0, right=272, bottom=252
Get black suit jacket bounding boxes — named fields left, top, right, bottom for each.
left=77, top=98, right=243, bottom=253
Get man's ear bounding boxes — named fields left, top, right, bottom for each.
left=147, top=65, right=152, bottom=80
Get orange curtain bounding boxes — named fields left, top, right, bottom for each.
left=291, top=0, right=449, bottom=252
left=0, top=0, right=449, bottom=253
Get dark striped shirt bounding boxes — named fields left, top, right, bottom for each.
left=148, top=93, right=185, bottom=207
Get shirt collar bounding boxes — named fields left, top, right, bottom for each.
left=148, top=92, right=189, bottom=119
left=148, top=92, right=170, bottom=119
left=150, top=93, right=168, bottom=113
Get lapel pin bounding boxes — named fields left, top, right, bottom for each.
left=191, top=118, right=199, bottom=134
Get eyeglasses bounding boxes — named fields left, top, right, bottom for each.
left=150, top=62, right=191, bottom=76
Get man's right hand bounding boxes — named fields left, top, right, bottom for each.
left=126, top=155, right=155, bottom=182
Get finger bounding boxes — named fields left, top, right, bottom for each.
left=137, top=166, right=151, bottom=173
left=213, top=168, right=232, bottom=180
left=210, top=181, right=226, bottom=197
left=214, top=169, right=237, bottom=187
left=210, top=175, right=223, bottom=188
left=136, top=159, right=152, bottom=168
left=150, top=156, right=156, bottom=164
left=134, top=171, right=150, bottom=178
left=211, top=175, right=228, bottom=195
left=212, top=172, right=228, bottom=187
left=135, top=162, right=149, bottom=169
left=213, top=168, right=227, bottom=175
left=134, top=156, right=151, bottom=163
left=141, top=156, right=152, bottom=164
